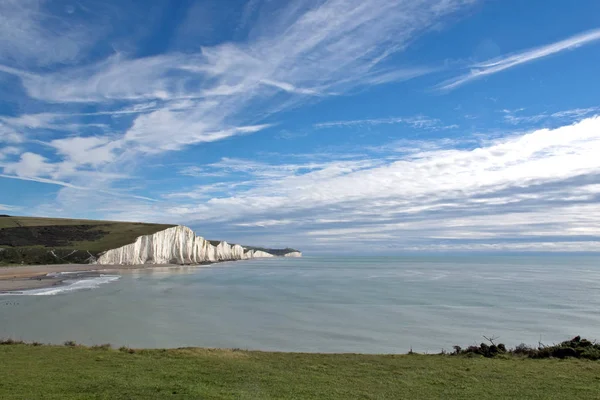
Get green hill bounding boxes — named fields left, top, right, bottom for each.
left=0, top=215, right=174, bottom=265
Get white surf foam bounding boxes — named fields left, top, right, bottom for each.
left=4, top=275, right=121, bottom=296
left=45, top=271, right=93, bottom=277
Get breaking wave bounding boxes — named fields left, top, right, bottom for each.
left=5, top=274, right=121, bottom=296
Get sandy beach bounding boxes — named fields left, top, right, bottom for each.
left=0, top=260, right=235, bottom=293
left=0, top=264, right=157, bottom=292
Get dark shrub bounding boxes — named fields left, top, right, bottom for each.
left=513, top=343, right=534, bottom=356
left=451, top=335, right=599, bottom=360
left=552, top=347, right=578, bottom=359
left=119, top=346, right=136, bottom=354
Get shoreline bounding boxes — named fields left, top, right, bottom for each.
left=0, top=257, right=279, bottom=293
left=0, top=263, right=208, bottom=292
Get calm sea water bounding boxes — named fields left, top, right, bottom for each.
left=1, top=256, right=599, bottom=353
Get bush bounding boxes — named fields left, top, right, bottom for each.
left=513, top=343, right=535, bottom=356
left=452, top=336, right=600, bottom=360
left=0, top=338, right=24, bottom=345
left=452, top=341, right=508, bottom=358
left=119, top=346, right=135, bottom=354
left=64, top=340, right=77, bottom=347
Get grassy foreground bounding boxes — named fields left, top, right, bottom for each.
left=1, top=344, right=599, bottom=399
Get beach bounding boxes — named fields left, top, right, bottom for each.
left=0, top=263, right=163, bottom=292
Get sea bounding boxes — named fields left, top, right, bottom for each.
left=1, top=255, right=599, bottom=353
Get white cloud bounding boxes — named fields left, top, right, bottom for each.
left=400, top=242, right=600, bottom=252
left=4, top=1, right=599, bottom=253
left=49, top=136, right=119, bottom=167
left=235, top=219, right=295, bottom=228
left=0, top=146, right=20, bottom=160
left=3, top=152, right=57, bottom=177
left=0, top=148, right=133, bottom=195
left=0, top=203, right=19, bottom=212
left=140, top=117, right=600, bottom=251
left=315, top=115, right=458, bottom=130
left=0, top=173, right=156, bottom=202
left=122, top=105, right=274, bottom=153
left=0, top=0, right=102, bottom=66
left=2, top=0, right=475, bottom=156
left=503, top=107, right=600, bottom=125
left=0, top=112, right=110, bottom=138
left=0, top=121, right=25, bottom=143
left=438, top=28, right=600, bottom=91
left=0, top=1, right=479, bottom=219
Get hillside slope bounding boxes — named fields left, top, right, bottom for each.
left=0, top=216, right=176, bottom=265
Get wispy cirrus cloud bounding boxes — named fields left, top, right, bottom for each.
left=0, top=173, right=156, bottom=202
left=437, top=28, right=600, bottom=91
left=0, top=0, right=477, bottom=201
left=0, top=203, right=20, bottom=212
left=0, top=0, right=93, bottom=66
left=315, top=115, right=459, bottom=130
left=502, top=107, right=600, bottom=125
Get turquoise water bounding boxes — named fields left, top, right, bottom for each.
left=1, top=256, right=599, bottom=353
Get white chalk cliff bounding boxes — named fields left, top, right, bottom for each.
left=96, top=225, right=301, bottom=265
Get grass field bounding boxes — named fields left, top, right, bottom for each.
left=0, top=344, right=599, bottom=399
left=0, top=215, right=174, bottom=264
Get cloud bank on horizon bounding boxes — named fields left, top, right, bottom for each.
left=1, top=0, right=600, bottom=253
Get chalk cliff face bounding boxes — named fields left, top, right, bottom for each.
left=96, top=225, right=299, bottom=265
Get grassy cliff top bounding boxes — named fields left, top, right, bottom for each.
left=0, top=215, right=175, bottom=253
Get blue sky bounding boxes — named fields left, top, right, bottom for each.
left=1, top=0, right=600, bottom=253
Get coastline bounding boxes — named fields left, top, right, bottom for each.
left=0, top=263, right=183, bottom=292
left=0, top=257, right=279, bottom=293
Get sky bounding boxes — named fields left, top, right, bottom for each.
left=1, top=0, right=600, bottom=253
